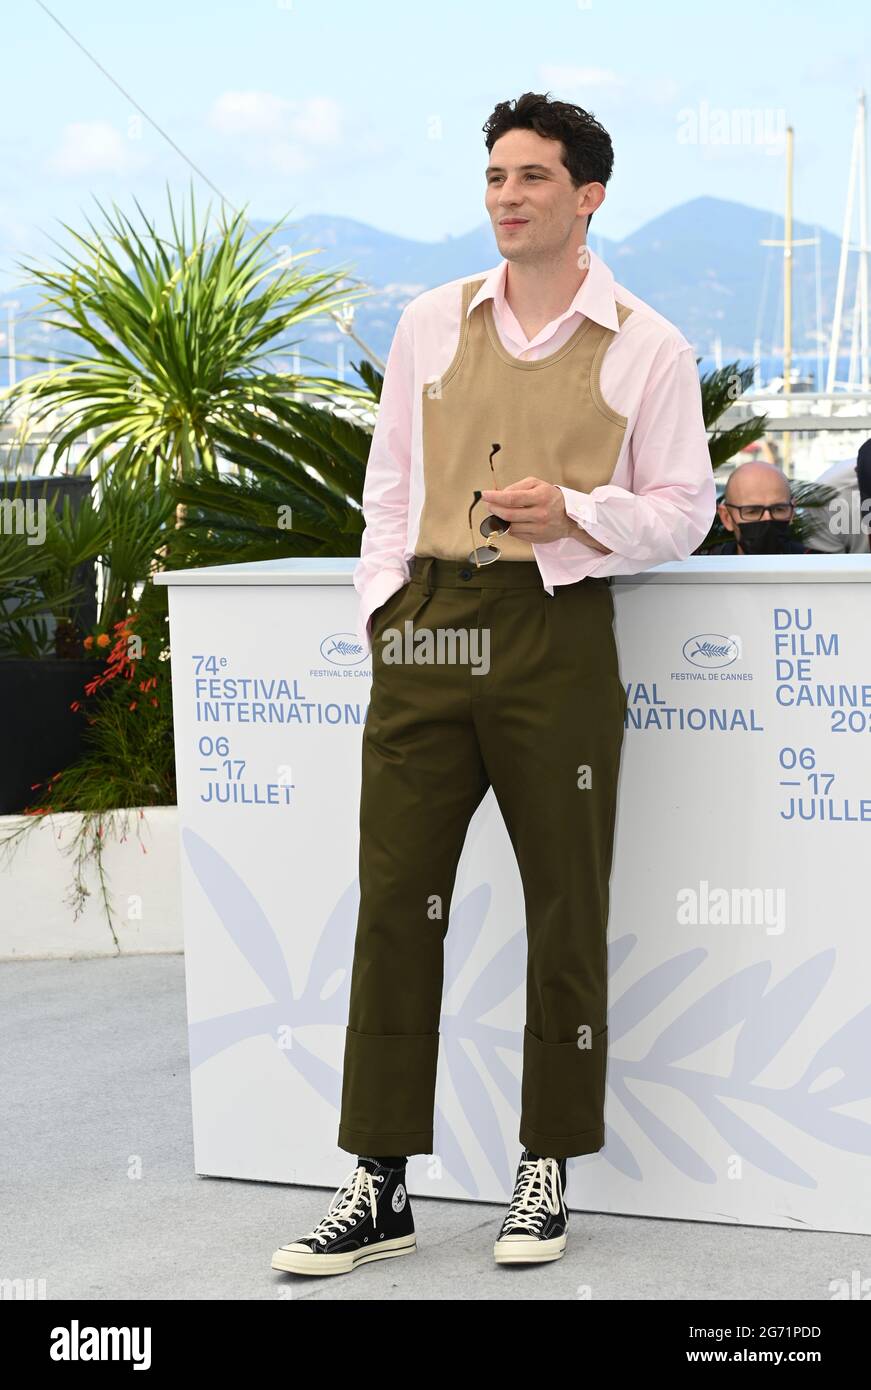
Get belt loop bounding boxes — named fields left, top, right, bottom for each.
left=422, top=556, right=435, bottom=597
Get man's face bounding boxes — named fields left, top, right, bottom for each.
left=719, top=477, right=793, bottom=536
left=716, top=469, right=800, bottom=550
left=485, top=128, right=597, bottom=261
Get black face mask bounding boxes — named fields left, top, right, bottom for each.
left=734, top=518, right=794, bottom=554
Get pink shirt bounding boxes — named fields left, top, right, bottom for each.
left=354, top=246, right=717, bottom=651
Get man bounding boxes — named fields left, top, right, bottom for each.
left=273, top=91, right=716, bottom=1279
left=708, top=461, right=808, bottom=555
left=859, top=439, right=871, bottom=552
left=800, top=447, right=871, bottom=555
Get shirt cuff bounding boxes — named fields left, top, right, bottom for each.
left=356, top=567, right=409, bottom=655
left=556, top=484, right=610, bottom=538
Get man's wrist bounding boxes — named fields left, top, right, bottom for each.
left=564, top=514, right=613, bottom=554
left=551, top=483, right=610, bottom=552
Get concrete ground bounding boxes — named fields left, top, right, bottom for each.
left=1, top=955, right=866, bottom=1302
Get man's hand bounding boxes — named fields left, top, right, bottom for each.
left=480, top=477, right=613, bottom=553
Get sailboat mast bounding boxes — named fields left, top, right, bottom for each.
left=761, top=124, right=817, bottom=472
left=826, top=91, right=869, bottom=394
left=858, top=92, right=869, bottom=390
left=784, top=126, right=794, bottom=471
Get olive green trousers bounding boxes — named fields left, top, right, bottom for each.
left=337, top=555, right=627, bottom=1161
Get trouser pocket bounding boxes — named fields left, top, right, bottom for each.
left=370, top=582, right=410, bottom=644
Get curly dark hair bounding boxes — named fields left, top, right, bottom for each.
left=482, top=91, right=614, bottom=228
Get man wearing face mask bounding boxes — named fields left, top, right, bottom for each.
left=708, top=461, right=809, bottom=555
left=801, top=445, right=871, bottom=555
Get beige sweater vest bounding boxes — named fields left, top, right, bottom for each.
left=415, top=276, right=633, bottom=561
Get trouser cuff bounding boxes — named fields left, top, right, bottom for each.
left=519, top=1022, right=607, bottom=1159
left=338, top=1026, right=439, bottom=1157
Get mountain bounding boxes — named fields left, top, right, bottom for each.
left=2, top=197, right=853, bottom=390
left=605, top=196, right=842, bottom=356
left=269, top=197, right=845, bottom=370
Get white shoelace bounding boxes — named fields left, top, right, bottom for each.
left=303, top=1166, right=382, bottom=1246
left=504, top=1156, right=565, bottom=1233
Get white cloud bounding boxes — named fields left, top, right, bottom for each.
left=209, top=91, right=344, bottom=155
left=210, top=91, right=292, bottom=137
left=46, top=121, right=136, bottom=176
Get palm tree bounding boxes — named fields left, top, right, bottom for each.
left=3, top=182, right=374, bottom=508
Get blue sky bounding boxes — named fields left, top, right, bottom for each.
left=1, top=0, right=868, bottom=295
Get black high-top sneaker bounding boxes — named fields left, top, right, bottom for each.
left=271, top=1157, right=416, bottom=1276
left=493, top=1147, right=569, bottom=1264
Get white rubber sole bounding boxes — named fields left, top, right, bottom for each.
left=271, top=1232, right=417, bottom=1276
left=494, top=1232, right=568, bottom=1264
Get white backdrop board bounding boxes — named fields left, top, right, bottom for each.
left=154, top=555, right=871, bottom=1234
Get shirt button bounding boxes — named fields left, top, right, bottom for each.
left=459, top=568, right=472, bottom=580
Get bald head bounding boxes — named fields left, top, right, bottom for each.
left=723, top=462, right=792, bottom=507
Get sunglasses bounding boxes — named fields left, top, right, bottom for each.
left=468, top=442, right=510, bottom=566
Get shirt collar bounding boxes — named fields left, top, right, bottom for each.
left=466, top=246, right=620, bottom=334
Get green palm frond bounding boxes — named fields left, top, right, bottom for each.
left=698, top=360, right=769, bottom=472
left=3, top=180, right=374, bottom=486
left=166, top=398, right=373, bottom=569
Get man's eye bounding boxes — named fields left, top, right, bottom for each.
left=487, top=174, right=542, bottom=184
